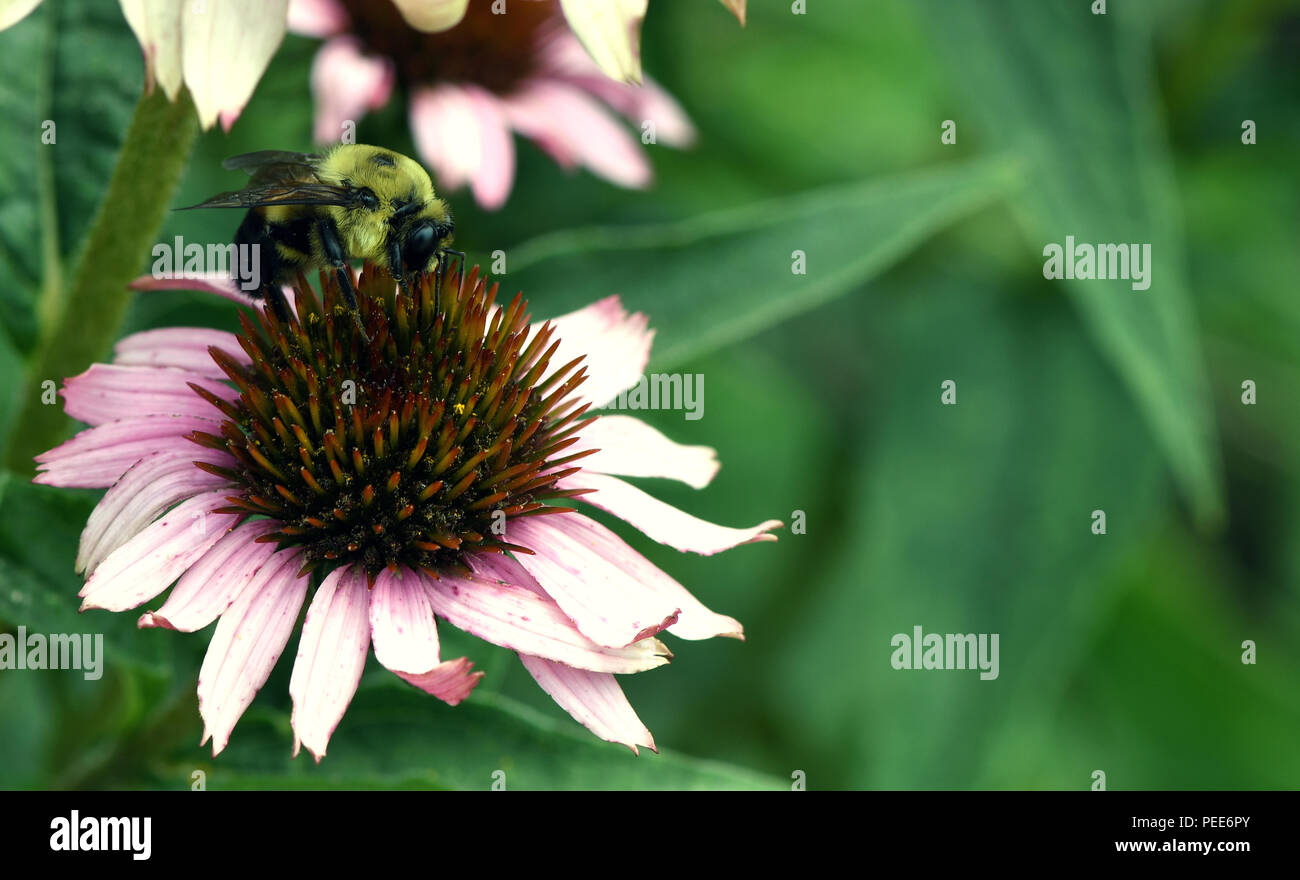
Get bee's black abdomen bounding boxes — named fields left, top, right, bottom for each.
left=233, top=211, right=295, bottom=323
left=234, top=212, right=282, bottom=296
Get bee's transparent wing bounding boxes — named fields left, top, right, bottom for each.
left=221, top=150, right=321, bottom=175
left=178, top=182, right=359, bottom=210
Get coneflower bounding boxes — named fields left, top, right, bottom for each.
left=38, top=265, right=780, bottom=758
left=290, top=0, right=700, bottom=208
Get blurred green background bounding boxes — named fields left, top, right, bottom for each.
left=0, top=0, right=1298, bottom=789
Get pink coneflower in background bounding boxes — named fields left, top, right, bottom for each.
left=383, top=0, right=747, bottom=84
left=289, top=0, right=700, bottom=209
left=37, top=265, right=779, bottom=757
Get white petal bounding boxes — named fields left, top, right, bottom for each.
left=519, top=655, right=655, bottom=754
left=569, top=415, right=719, bottom=489
left=429, top=565, right=670, bottom=673
left=512, top=513, right=743, bottom=643
left=391, top=0, right=468, bottom=33
left=0, top=0, right=44, bottom=32
left=120, top=0, right=184, bottom=100
left=544, top=295, right=653, bottom=409
left=181, top=0, right=289, bottom=130
left=289, top=566, right=371, bottom=760
left=509, top=514, right=681, bottom=648
left=719, top=0, right=745, bottom=26
left=561, top=471, right=781, bottom=555
left=198, top=549, right=309, bottom=755
left=369, top=566, right=440, bottom=675
left=558, top=0, right=647, bottom=84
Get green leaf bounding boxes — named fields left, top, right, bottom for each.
left=0, top=665, right=57, bottom=788
left=0, top=0, right=142, bottom=353
left=769, top=259, right=1166, bottom=788
left=1051, top=534, right=1300, bottom=788
left=166, top=683, right=783, bottom=791
left=499, top=156, right=1017, bottom=368
left=917, top=0, right=1224, bottom=526
left=0, top=471, right=174, bottom=672
left=653, top=0, right=957, bottom=188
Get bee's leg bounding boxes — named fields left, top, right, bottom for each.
left=235, top=211, right=293, bottom=327
left=317, top=218, right=371, bottom=343
left=433, top=249, right=466, bottom=318
left=445, top=249, right=467, bottom=291
left=386, top=236, right=408, bottom=297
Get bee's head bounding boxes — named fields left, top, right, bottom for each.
left=388, top=201, right=453, bottom=278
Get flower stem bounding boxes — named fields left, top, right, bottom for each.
left=6, top=88, right=199, bottom=473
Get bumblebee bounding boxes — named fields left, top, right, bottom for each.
left=183, top=145, right=463, bottom=335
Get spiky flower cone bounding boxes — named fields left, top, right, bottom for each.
left=189, top=265, right=593, bottom=578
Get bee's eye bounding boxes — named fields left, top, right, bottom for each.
left=400, top=222, right=439, bottom=272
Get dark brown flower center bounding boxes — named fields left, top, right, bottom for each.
left=188, top=264, right=592, bottom=578
left=338, top=0, right=559, bottom=94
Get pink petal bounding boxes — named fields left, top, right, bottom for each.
left=542, top=32, right=695, bottom=147
left=512, top=513, right=743, bottom=642
left=508, top=515, right=680, bottom=648
left=76, top=448, right=234, bottom=575
left=286, top=0, right=349, bottom=36
left=113, top=327, right=248, bottom=377
left=560, top=471, right=781, bottom=555
left=61, top=364, right=237, bottom=427
left=428, top=565, right=671, bottom=673
left=465, top=86, right=515, bottom=210
left=568, top=414, right=719, bottom=489
left=33, top=415, right=220, bottom=488
left=519, top=654, right=655, bottom=754
left=78, top=489, right=240, bottom=613
left=409, top=85, right=474, bottom=191
left=138, top=520, right=280, bottom=632
left=395, top=656, right=482, bottom=705
left=310, top=36, right=394, bottom=143
left=368, top=567, right=439, bottom=672
left=391, top=0, right=468, bottom=32
left=545, top=295, right=652, bottom=409
left=198, top=549, right=309, bottom=756
left=369, top=567, right=482, bottom=705
left=289, top=565, right=371, bottom=760
left=410, top=84, right=517, bottom=210
left=130, top=272, right=262, bottom=308
left=467, top=551, right=548, bottom=596
left=564, top=73, right=695, bottom=148
left=503, top=79, right=651, bottom=188
left=182, top=0, right=289, bottom=131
